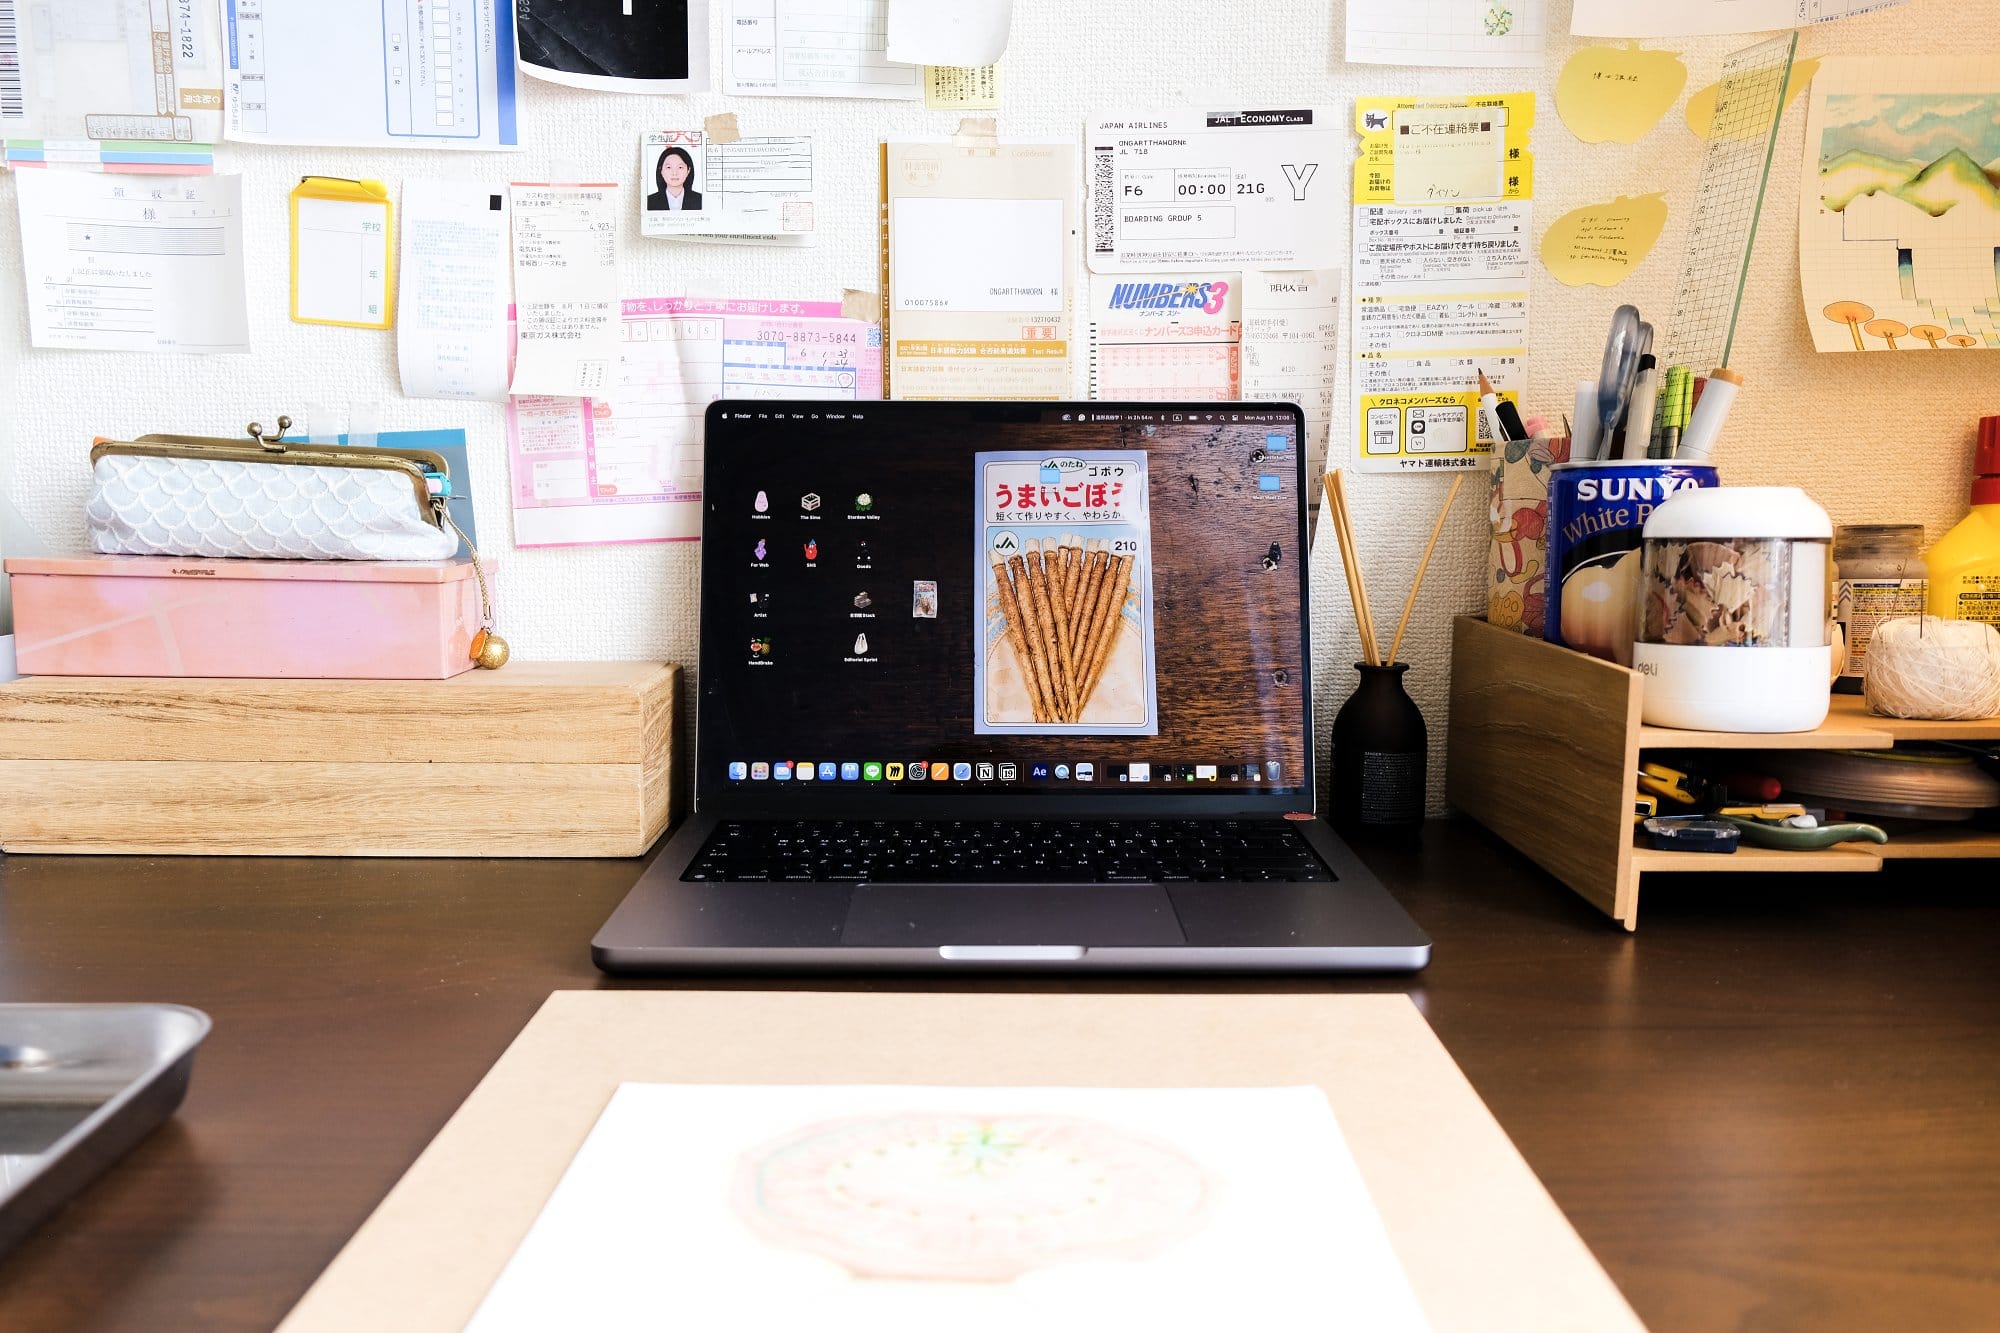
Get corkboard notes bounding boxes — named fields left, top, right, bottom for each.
left=1540, top=194, right=1668, bottom=286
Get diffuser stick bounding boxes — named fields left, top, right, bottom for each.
left=1387, top=474, right=1467, bottom=667
left=1323, top=469, right=1381, bottom=666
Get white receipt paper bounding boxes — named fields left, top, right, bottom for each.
left=1570, top=0, right=1904, bottom=37
left=885, top=0, right=1013, bottom=67
left=508, top=183, right=622, bottom=397
left=223, top=0, right=520, bottom=151
left=1241, top=270, right=1340, bottom=478
left=14, top=170, right=249, bottom=354
left=464, top=1084, right=1429, bottom=1331
left=724, top=0, right=924, bottom=99
left=1088, top=110, right=1342, bottom=274
left=399, top=182, right=513, bottom=401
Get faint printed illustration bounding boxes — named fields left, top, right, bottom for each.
left=732, top=1112, right=1210, bottom=1281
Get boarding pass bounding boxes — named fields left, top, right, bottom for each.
left=1087, top=110, right=1342, bottom=273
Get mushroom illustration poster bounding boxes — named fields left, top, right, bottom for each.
left=1799, top=57, right=2000, bottom=353
left=974, top=451, right=1158, bottom=735
left=463, top=1084, right=1430, bottom=1331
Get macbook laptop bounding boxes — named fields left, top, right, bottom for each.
left=593, top=401, right=1430, bottom=972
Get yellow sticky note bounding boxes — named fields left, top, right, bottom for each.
left=924, top=64, right=1001, bottom=111
left=1540, top=193, right=1668, bottom=287
left=289, top=176, right=394, bottom=330
left=1556, top=43, right=1688, bottom=145
left=1685, top=58, right=1818, bottom=140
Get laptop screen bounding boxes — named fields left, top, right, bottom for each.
left=699, top=402, right=1311, bottom=804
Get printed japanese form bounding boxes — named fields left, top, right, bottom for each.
left=1347, top=0, right=1547, bottom=68
left=223, top=0, right=520, bottom=151
left=398, top=181, right=513, bottom=401
left=518, top=0, right=709, bottom=93
left=508, top=183, right=622, bottom=397
left=290, top=178, right=394, bottom=329
left=883, top=138, right=1077, bottom=400
left=1799, top=55, right=2000, bottom=354
left=639, top=130, right=816, bottom=240
left=1241, top=269, right=1339, bottom=479
left=724, top=0, right=923, bottom=99
left=1570, top=0, right=1904, bottom=37
left=1088, top=275, right=1241, bottom=400
left=0, top=0, right=224, bottom=170
left=13, top=170, right=249, bottom=354
left=507, top=297, right=882, bottom=546
left=464, top=1084, right=1427, bottom=1331
left=977, top=452, right=1158, bottom=735
left=1087, top=110, right=1341, bottom=274
left=1352, top=94, right=1534, bottom=475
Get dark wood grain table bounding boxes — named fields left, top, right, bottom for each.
left=0, top=821, right=1993, bottom=1332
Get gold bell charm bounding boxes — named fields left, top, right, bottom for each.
left=471, top=628, right=511, bottom=670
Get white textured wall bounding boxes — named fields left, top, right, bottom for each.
left=2, top=3, right=1994, bottom=811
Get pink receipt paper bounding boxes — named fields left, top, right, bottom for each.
left=505, top=297, right=883, bottom=547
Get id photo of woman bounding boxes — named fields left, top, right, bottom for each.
left=647, top=145, right=703, bottom=212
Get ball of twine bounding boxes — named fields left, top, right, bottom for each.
left=1864, top=616, right=2000, bottom=720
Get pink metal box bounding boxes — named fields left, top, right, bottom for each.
left=5, top=555, right=490, bottom=679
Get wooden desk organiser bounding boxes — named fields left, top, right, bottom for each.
left=1447, top=616, right=2000, bottom=929
left=0, top=662, right=681, bottom=857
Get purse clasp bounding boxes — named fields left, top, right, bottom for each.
left=245, top=414, right=294, bottom=453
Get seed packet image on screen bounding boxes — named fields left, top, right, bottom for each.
left=974, top=451, right=1158, bottom=735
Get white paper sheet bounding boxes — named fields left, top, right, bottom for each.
left=1241, top=270, right=1340, bottom=479
left=506, top=296, right=883, bottom=546
left=0, top=0, right=225, bottom=169
left=222, top=0, right=520, bottom=150
left=517, top=0, right=710, bottom=92
left=1086, top=110, right=1342, bottom=274
left=639, top=130, right=817, bottom=240
left=466, top=1085, right=1430, bottom=1331
left=508, top=182, right=622, bottom=397
left=884, top=0, right=1012, bottom=67
left=1347, top=0, right=1547, bottom=68
left=14, top=170, right=248, bottom=354
left=1799, top=55, right=2000, bottom=353
left=1570, top=0, right=1905, bottom=38
left=398, top=182, right=514, bottom=401
left=724, top=0, right=924, bottom=99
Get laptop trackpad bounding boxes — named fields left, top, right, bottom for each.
left=842, top=884, right=1186, bottom=948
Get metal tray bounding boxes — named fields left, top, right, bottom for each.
left=0, top=1003, right=211, bottom=1257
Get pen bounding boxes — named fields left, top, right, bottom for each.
left=1622, top=355, right=1658, bottom=461
left=1676, top=367, right=1742, bottom=460
left=1650, top=365, right=1692, bottom=459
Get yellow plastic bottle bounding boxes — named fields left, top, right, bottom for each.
left=1926, top=415, right=2000, bottom=625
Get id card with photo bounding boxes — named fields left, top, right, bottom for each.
left=639, top=130, right=817, bottom=240
left=1087, top=110, right=1341, bottom=274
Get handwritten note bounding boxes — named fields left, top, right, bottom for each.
left=1540, top=194, right=1668, bottom=286
left=508, top=182, right=621, bottom=397
left=1555, top=44, right=1687, bottom=144
left=398, top=181, right=513, bottom=401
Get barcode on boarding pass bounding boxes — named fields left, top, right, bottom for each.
left=1091, top=145, right=1113, bottom=253
left=0, top=0, right=24, bottom=124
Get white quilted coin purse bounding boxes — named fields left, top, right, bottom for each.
left=87, top=419, right=459, bottom=562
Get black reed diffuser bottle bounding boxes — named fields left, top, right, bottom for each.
left=1330, top=661, right=1427, bottom=838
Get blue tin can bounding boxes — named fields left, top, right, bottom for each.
left=1545, top=460, right=1718, bottom=665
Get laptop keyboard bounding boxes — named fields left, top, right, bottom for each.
left=680, top=820, right=1335, bottom=884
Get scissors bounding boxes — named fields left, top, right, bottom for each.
left=1596, top=305, right=1644, bottom=447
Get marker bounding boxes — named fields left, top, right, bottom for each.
left=1571, top=380, right=1602, bottom=460
left=1650, top=365, right=1693, bottom=459
left=1676, top=367, right=1742, bottom=460
left=1621, top=355, right=1659, bottom=461
left=1477, top=369, right=1528, bottom=443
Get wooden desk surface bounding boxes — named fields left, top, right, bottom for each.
left=0, top=822, right=1993, bottom=1332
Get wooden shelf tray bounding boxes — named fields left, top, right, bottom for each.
left=1447, top=616, right=2000, bottom=929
